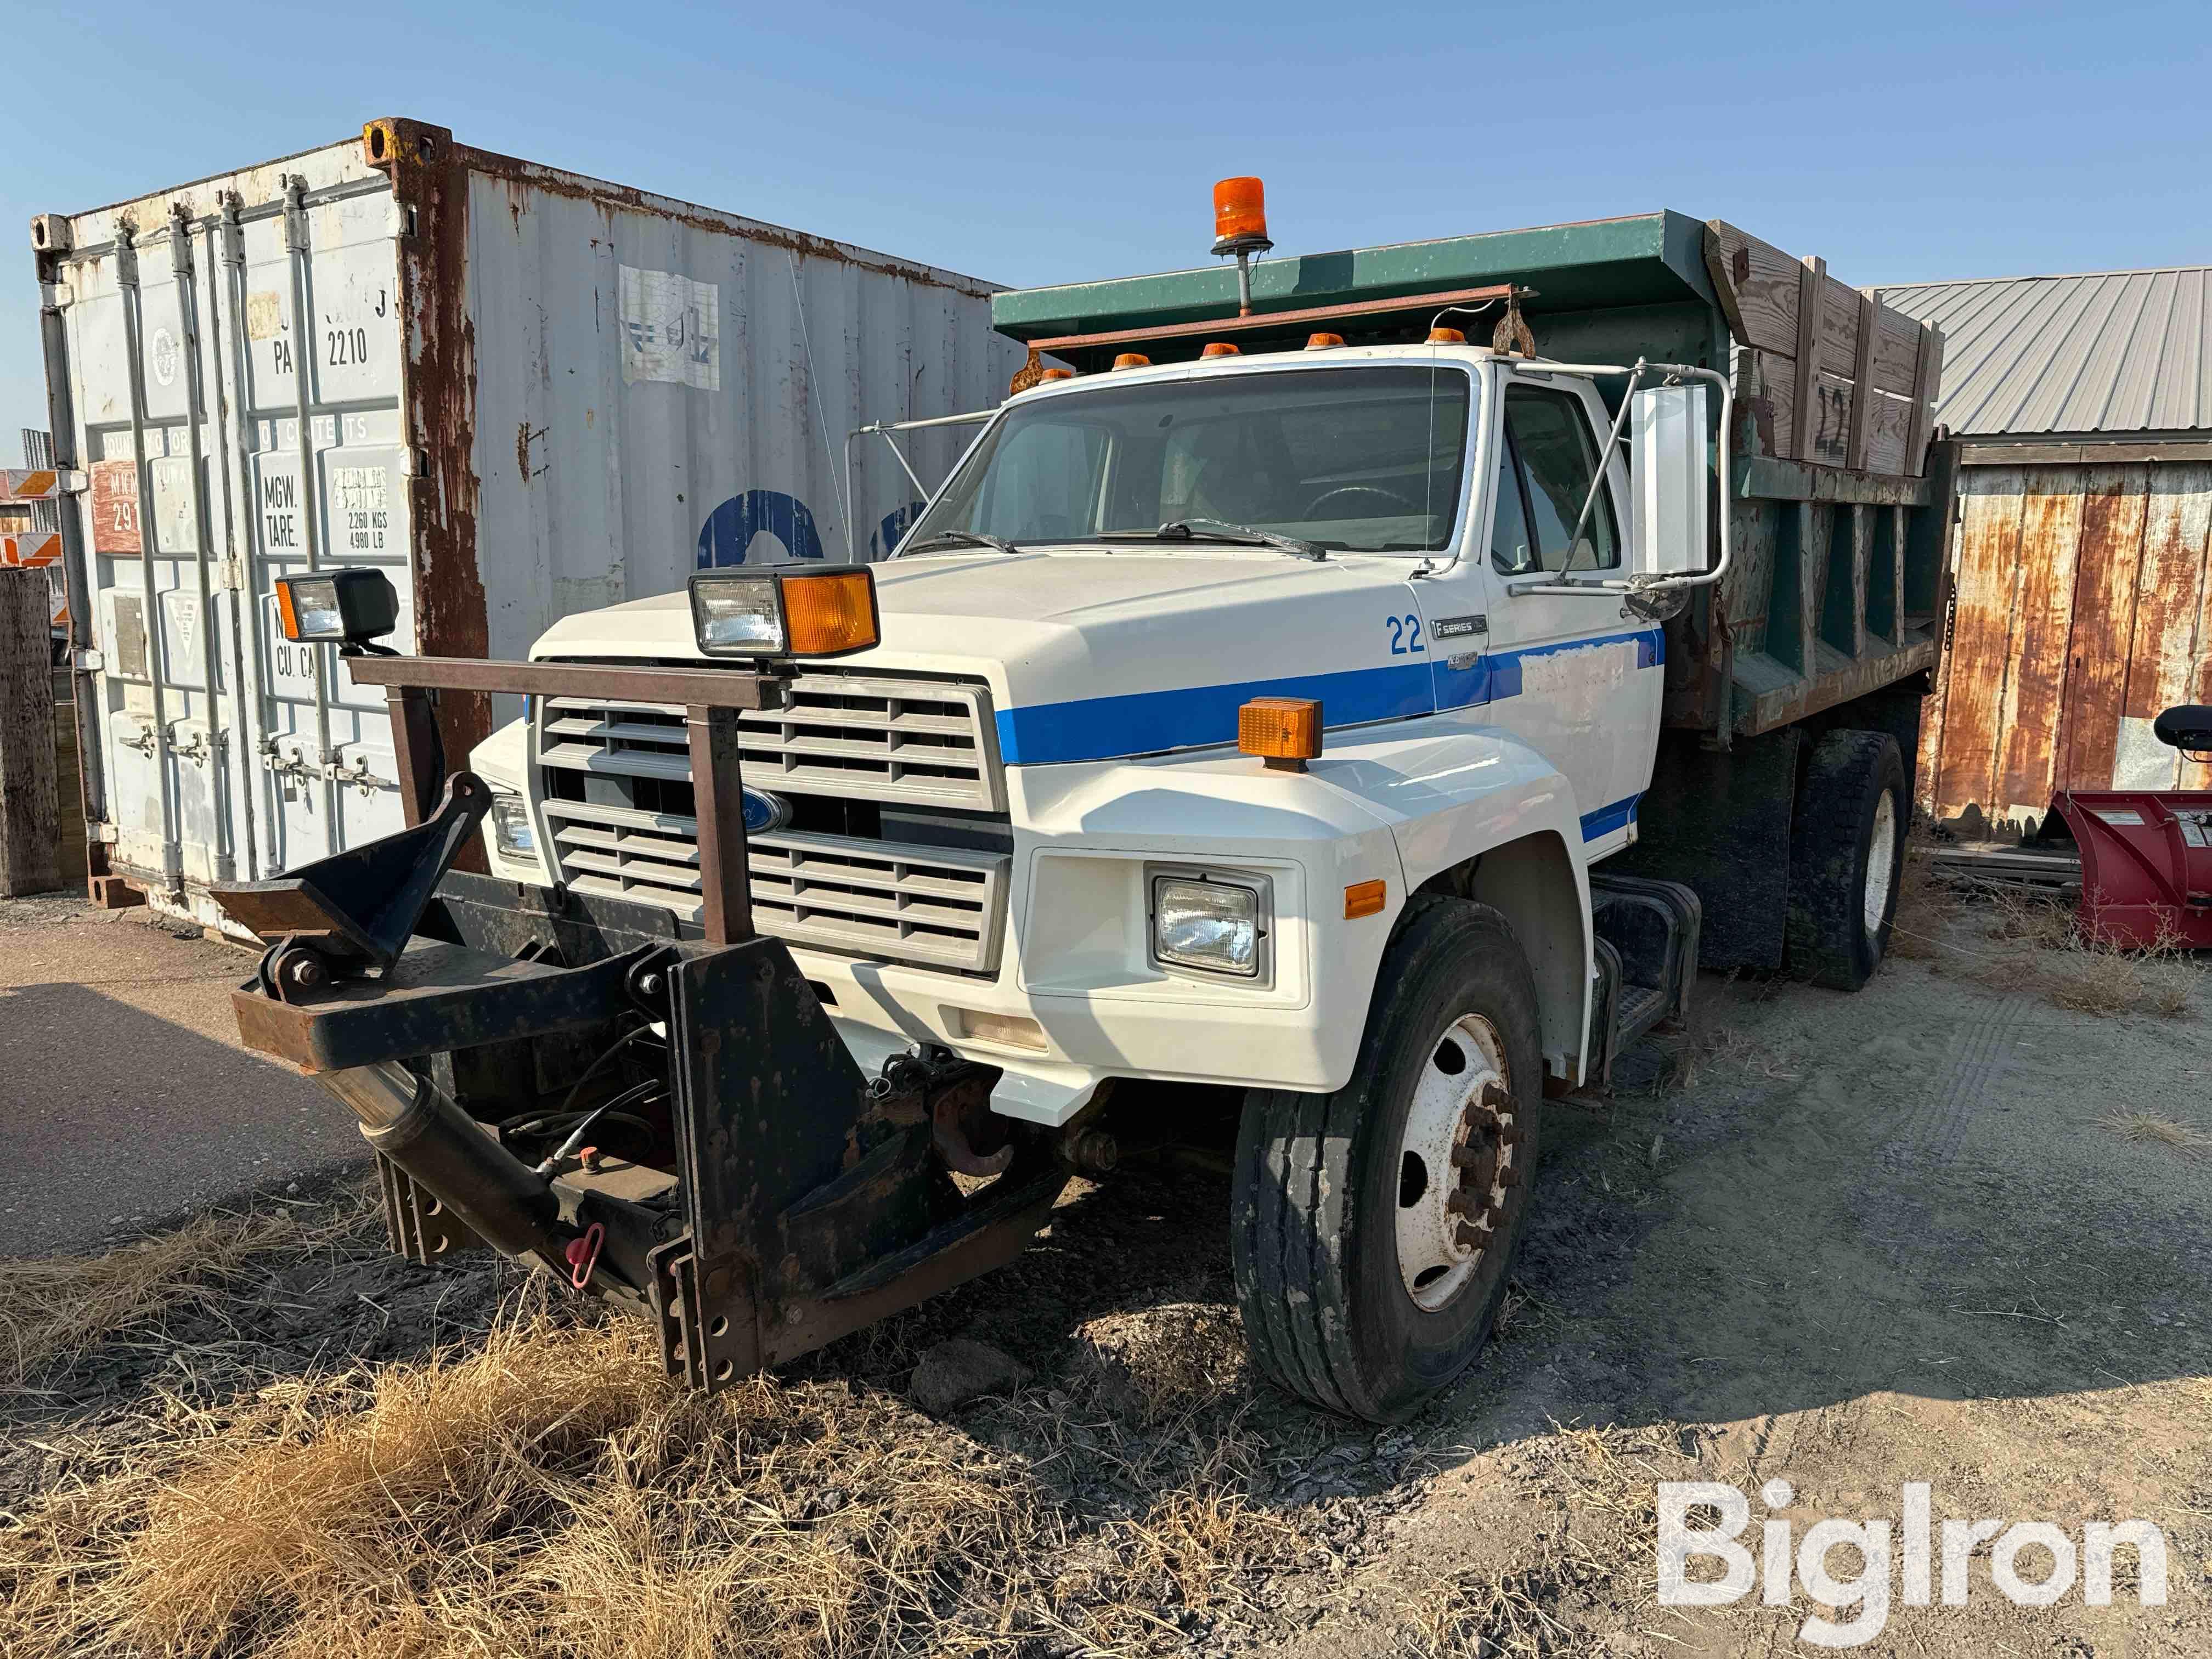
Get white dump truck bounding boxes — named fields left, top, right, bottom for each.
left=212, top=195, right=1954, bottom=1422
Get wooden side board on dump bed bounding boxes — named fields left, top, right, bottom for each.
left=1702, top=219, right=1944, bottom=480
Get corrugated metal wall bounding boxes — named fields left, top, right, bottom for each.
left=465, top=167, right=1023, bottom=663
left=1921, top=459, right=2212, bottom=831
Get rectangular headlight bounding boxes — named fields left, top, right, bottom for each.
left=274, top=567, right=400, bottom=645
left=1151, top=872, right=1267, bottom=978
left=690, top=574, right=786, bottom=654
left=488, top=794, right=535, bottom=858
left=688, top=566, right=880, bottom=659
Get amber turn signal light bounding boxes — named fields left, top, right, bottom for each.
left=1238, top=697, right=1322, bottom=771
left=782, top=568, right=881, bottom=657
left=1200, top=341, right=1240, bottom=358
left=1344, top=879, right=1387, bottom=919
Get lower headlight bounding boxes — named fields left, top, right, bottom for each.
left=489, top=794, right=536, bottom=859
left=1150, top=872, right=1267, bottom=978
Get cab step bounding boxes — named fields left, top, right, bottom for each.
left=1585, top=874, right=1701, bottom=1086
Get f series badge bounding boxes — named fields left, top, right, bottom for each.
left=1430, top=614, right=1487, bottom=640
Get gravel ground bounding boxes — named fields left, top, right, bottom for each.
left=2, top=877, right=2208, bottom=1655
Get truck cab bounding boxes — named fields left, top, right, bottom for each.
left=478, top=342, right=1663, bottom=1101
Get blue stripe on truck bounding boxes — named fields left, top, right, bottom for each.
left=992, top=626, right=1664, bottom=766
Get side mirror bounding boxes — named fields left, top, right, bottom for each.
left=1629, top=382, right=1710, bottom=580
left=2153, top=704, right=2212, bottom=753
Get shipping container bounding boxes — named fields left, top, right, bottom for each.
left=30, top=116, right=1024, bottom=926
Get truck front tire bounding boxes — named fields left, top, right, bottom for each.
left=1786, top=730, right=1908, bottom=990
left=1232, top=899, right=1543, bottom=1422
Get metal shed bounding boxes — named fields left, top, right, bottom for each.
left=1883, top=266, right=2212, bottom=832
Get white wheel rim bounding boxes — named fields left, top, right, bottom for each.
left=1395, top=1012, right=1515, bottom=1312
left=1864, top=788, right=1898, bottom=940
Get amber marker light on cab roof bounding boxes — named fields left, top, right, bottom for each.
left=1428, top=326, right=1467, bottom=343
left=1344, top=879, right=1387, bottom=919
left=1238, top=696, right=1322, bottom=772
left=1041, top=367, right=1076, bottom=381
left=1305, top=332, right=1345, bottom=350
left=1200, top=341, right=1241, bottom=358
left=1113, top=352, right=1152, bottom=370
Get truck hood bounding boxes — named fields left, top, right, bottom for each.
left=532, top=550, right=1434, bottom=764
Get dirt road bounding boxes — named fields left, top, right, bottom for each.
left=0, top=894, right=361, bottom=1255
left=2, top=878, right=2205, bottom=1655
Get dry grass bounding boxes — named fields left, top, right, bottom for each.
left=1887, top=845, right=1961, bottom=961
left=2101, top=1108, right=2212, bottom=1159
left=0, top=1200, right=359, bottom=1386
left=1925, top=879, right=2203, bottom=1020
left=0, top=1271, right=1302, bottom=1659
left=1391, top=1421, right=1685, bottom=1656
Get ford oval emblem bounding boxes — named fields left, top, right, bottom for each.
left=740, top=787, right=792, bottom=835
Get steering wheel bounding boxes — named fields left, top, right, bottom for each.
left=1302, top=484, right=1420, bottom=518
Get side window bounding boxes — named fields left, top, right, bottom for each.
left=1489, top=423, right=1535, bottom=574
left=1501, top=386, right=1620, bottom=572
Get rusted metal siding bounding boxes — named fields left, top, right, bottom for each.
left=1922, top=460, right=2212, bottom=830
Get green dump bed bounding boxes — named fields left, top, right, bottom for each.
left=991, top=211, right=1956, bottom=741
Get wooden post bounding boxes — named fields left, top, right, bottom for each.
left=0, top=568, right=62, bottom=895
left=1792, top=256, right=1826, bottom=464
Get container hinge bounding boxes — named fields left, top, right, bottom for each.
left=72, top=646, right=104, bottom=673
left=221, top=556, right=245, bottom=591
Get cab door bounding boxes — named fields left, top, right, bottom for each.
left=1453, top=368, right=1660, bottom=855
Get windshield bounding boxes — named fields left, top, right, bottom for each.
left=905, top=364, right=1472, bottom=555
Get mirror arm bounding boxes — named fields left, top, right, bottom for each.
left=1561, top=359, right=1644, bottom=568
left=1501, top=359, right=1734, bottom=600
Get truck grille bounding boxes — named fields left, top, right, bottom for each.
left=538, top=672, right=1003, bottom=812
left=535, top=675, right=1010, bottom=973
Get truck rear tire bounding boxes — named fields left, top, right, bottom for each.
left=1231, top=899, right=1543, bottom=1422
left=1786, top=730, right=1907, bottom=990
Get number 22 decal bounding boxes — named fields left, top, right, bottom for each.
left=1386, top=613, right=1425, bottom=655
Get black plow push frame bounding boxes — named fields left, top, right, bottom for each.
left=210, top=652, right=1069, bottom=1392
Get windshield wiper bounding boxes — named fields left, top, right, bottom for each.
left=898, top=530, right=1020, bottom=557
left=1099, top=518, right=1327, bottom=561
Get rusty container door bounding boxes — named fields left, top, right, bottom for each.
left=1920, top=459, right=2212, bottom=834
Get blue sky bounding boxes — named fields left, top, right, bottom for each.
left=3, top=0, right=2205, bottom=446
